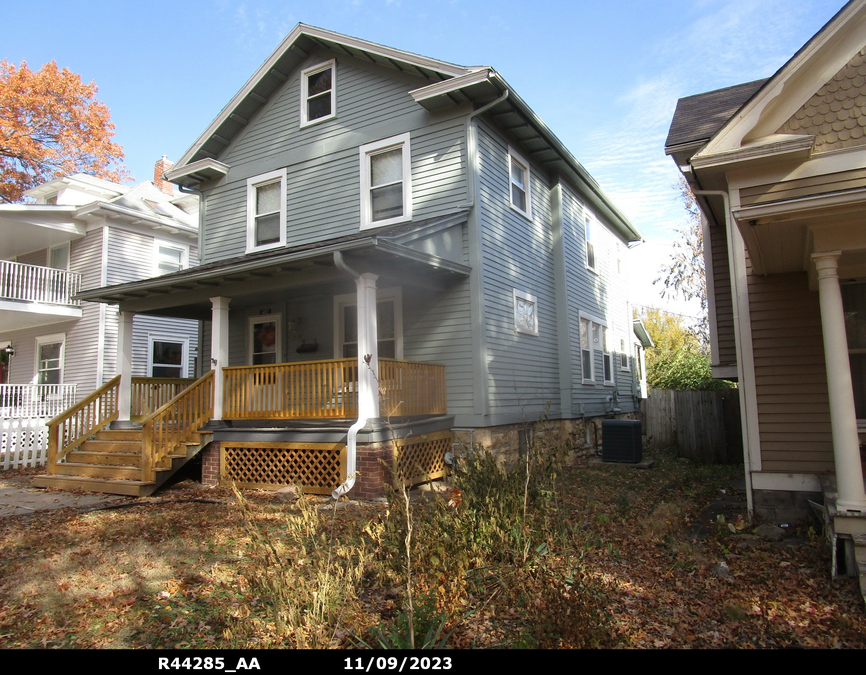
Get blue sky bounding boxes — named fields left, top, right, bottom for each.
left=3, top=0, right=849, bottom=314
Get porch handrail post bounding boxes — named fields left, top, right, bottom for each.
left=116, top=311, right=134, bottom=422
left=356, top=273, right=379, bottom=419
left=812, top=251, right=866, bottom=513
left=210, top=296, right=231, bottom=421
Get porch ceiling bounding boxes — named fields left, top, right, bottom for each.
left=76, top=225, right=470, bottom=318
left=0, top=207, right=84, bottom=259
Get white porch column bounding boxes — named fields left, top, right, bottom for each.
left=812, top=252, right=866, bottom=513
left=116, top=311, right=134, bottom=422
left=356, top=273, right=380, bottom=419
left=210, top=296, right=231, bottom=421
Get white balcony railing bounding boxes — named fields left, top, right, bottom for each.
left=0, top=383, right=78, bottom=419
left=0, top=259, right=82, bottom=307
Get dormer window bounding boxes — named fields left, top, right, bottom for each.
left=508, top=147, right=532, bottom=219
left=301, top=60, right=336, bottom=127
left=360, top=133, right=412, bottom=230
left=246, top=169, right=287, bottom=252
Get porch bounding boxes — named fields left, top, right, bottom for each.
left=34, top=357, right=450, bottom=497
left=0, top=259, right=83, bottom=330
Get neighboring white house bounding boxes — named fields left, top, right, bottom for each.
left=0, top=159, right=200, bottom=467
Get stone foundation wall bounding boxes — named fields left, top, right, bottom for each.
left=753, top=489, right=822, bottom=524
left=453, top=413, right=641, bottom=466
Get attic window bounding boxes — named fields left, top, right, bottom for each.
left=301, top=60, right=336, bottom=127
left=508, top=147, right=532, bottom=219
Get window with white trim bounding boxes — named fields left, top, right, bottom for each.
left=300, top=60, right=336, bottom=127
left=246, top=169, right=286, bottom=252
left=508, top=147, right=532, bottom=218
left=619, top=336, right=629, bottom=370
left=154, top=240, right=188, bottom=276
left=580, top=314, right=611, bottom=384
left=249, top=315, right=281, bottom=366
left=360, top=134, right=412, bottom=230
left=580, top=317, right=593, bottom=382
left=47, top=243, right=70, bottom=270
left=602, top=326, right=613, bottom=385
left=334, top=288, right=403, bottom=359
left=585, top=215, right=596, bottom=272
left=513, top=289, right=538, bottom=335
left=148, top=336, right=189, bottom=378
left=35, top=333, right=65, bottom=385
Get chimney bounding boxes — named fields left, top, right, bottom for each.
left=154, top=155, right=175, bottom=196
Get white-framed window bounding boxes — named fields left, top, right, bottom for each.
left=249, top=315, right=282, bottom=365
left=47, top=243, right=70, bottom=270
left=35, top=333, right=65, bottom=385
left=359, top=133, right=412, bottom=230
left=334, top=288, right=403, bottom=360
left=300, top=59, right=336, bottom=127
left=246, top=169, right=287, bottom=253
left=148, top=335, right=189, bottom=378
left=602, top=326, right=613, bottom=385
left=508, top=147, right=532, bottom=219
left=842, top=283, right=866, bottom=420
left=579, top=313, right=611, bottom=385
left=154, top=240, right=189, bottom=276
left=585, top=214, right=596, bottom=272
left=513, top=289, right=538, bottom=336
left=619, top=336, right=629, bottom=371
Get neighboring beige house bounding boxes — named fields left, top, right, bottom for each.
left=666, top=0, right=866, bottom=589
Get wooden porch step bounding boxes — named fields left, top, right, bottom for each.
left=33, top=474, right=156, bottom=497
left=69, top=451, right=143, bottom=467
left=95, top=429, right=144, bottom=442
left=80, top=439, right=141, bottom=454
left=52, top=462, right=143, bottom=481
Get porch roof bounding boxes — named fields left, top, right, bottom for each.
left=76, top=212, right=471, bottom=318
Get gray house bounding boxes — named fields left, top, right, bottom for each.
left=37, top=26, right=643, bottom=498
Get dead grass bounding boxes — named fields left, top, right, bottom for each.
left=0, top=449, right=864, bottom=649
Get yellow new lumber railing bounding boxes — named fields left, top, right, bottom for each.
left=46, top=375, right=120, bottom=474
left=131, top=377, right=196, bottom=420
left=140, top=371, right=214, bottom=482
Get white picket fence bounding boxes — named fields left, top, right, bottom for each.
left=0, top=417, right=50, bottom=469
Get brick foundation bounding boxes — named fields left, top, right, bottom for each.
left=354, top=440, right=391, bottom=500
left=200, top=442, right=220, bottom=487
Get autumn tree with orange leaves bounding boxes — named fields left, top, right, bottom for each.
left=0, top=60, right=130, bottom=203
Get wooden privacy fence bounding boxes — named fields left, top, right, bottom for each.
left=642, top=388, right=742, bottom=464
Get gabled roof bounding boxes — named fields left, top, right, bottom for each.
left=665, top=79, right=768, bottom=152
left=174, top=24, right=480, bottom=172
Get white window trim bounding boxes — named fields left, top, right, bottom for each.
left=333, top=287, right=403, bottom=360
left=359, top=133, right=412, bottom=231
left=602, top=325, right=614, bottom=386
left=153, top=239, right=189, bottom=276
left=585, top=212, right=597, bottom=274
left=619, top=335, right=630, bottom=371
left=579, top=312, right=612, bottom=385
left=147, top=334, right=189, bottom=378
left=248, top=314, right=282, bottom=365
left=46, top=242, right=70, bottom=270
left=508, top=146, right=532, bottom=219
left=513, top=289, right=539, bottom=336
left=246, top=169, right=287, bottom=253
left=300, top=59, right=336, bottom=128
left=34, top=333, right=66, bottom=385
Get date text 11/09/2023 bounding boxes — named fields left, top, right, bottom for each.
left=344, top=657, right=453, bottom=671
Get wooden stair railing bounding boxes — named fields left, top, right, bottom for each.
left=140, top=370, right=214, bottom=483
left=46, top=375, right=121, bottom=476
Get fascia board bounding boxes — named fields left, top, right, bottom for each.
left=691, top=135, right=814, bottom=171
left=176, top=24, right=472, bottom=169
left=697, top=0, right=866, bottom=158
left=409, top=69, right=494, bottom=103
left=163, top=158, right=230, bottom=183
left=731, top=186, right=866, bottom=224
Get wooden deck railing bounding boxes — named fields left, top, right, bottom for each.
left=131, top=377, right=196, bottom=420
left=141, top=371, right=214, bottom=482
left=46, top=375, right=120, bottom=474
left=223, top=358, right=359, bottom=419
left=222, top=358, right=446, bottom=419
left=378, top=359, right=448, bottom=416
left=0, top=383, right=78, bottom=419
left=0, top=259, right=82, bottom=306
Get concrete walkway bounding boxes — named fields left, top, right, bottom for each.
left=0, top=473, right=128, bottom=517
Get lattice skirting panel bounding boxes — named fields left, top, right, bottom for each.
left=220, top=442, right=347, bottom=495
left=393, top=430, right=452, bottom=488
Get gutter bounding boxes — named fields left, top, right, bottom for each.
left=331, top=251, right=364, bottom=499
